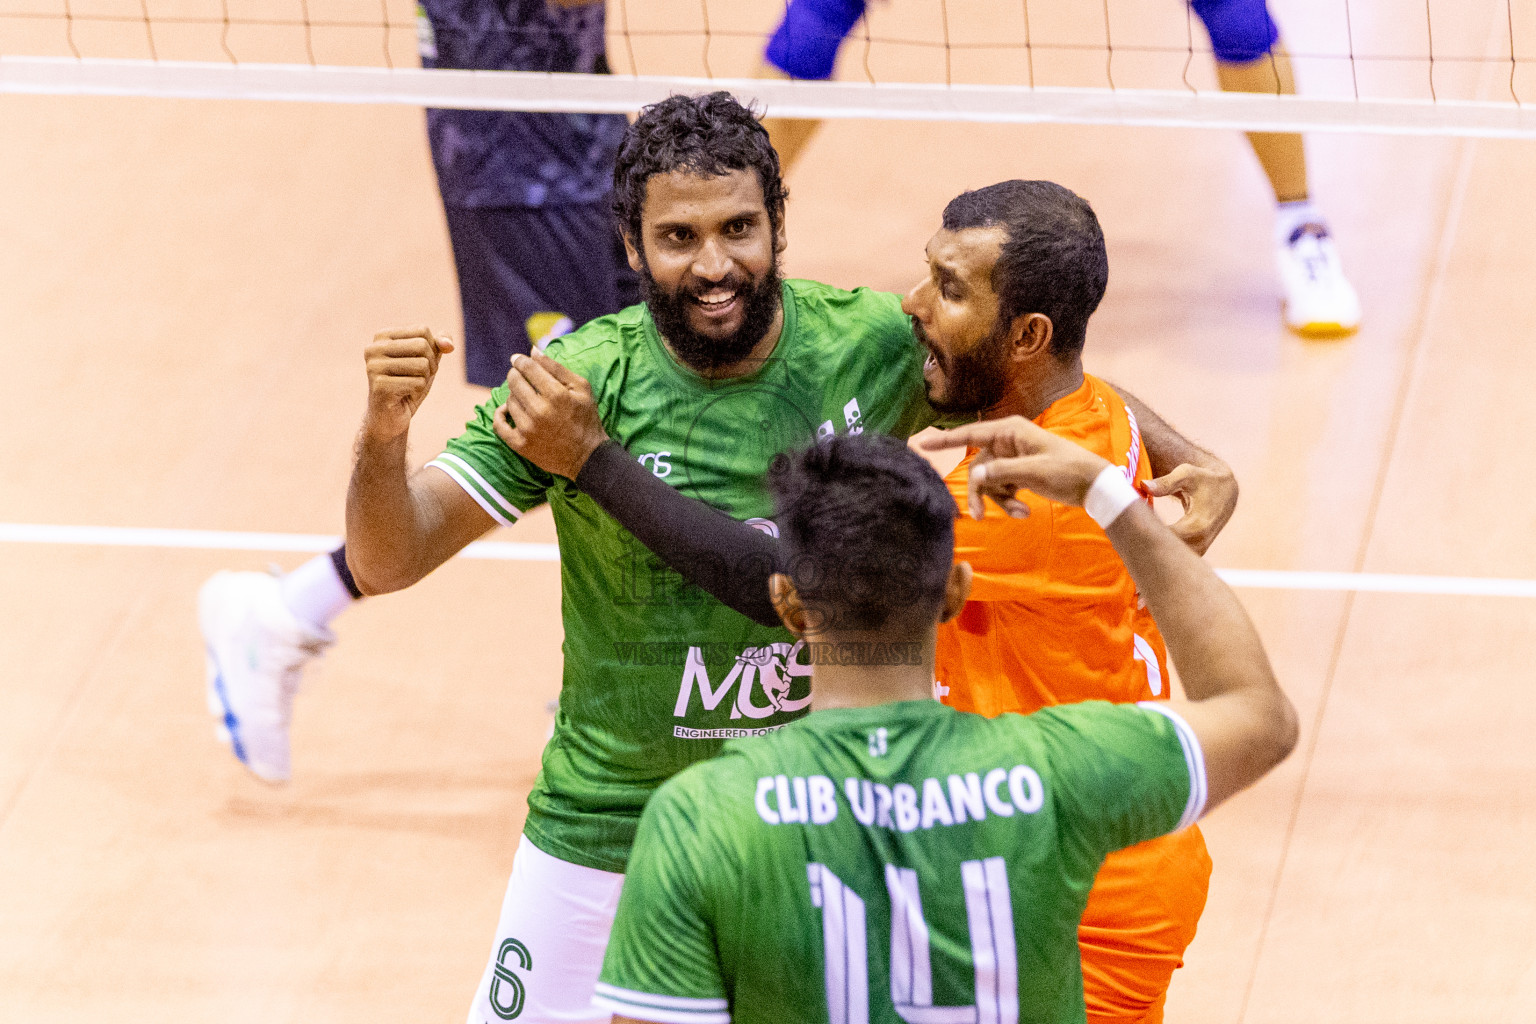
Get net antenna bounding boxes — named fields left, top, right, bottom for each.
left=0, top=0, right=1533, bottom=140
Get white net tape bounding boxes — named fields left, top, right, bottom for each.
left=1, top=0, right=1532, bottom=136
left=2, top=57, right=1534, bottom=136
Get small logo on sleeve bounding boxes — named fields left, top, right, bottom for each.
left=844, top=398, right=864, bottom=435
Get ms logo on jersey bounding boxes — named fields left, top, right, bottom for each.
left=673, top=641, right=812, bottom=727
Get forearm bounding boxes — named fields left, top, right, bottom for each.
left=1108, top=503, right=1266, bottom=697
left=1115, top=386, right=1223, bottom=476
left=344, top=432, right=446, bottom=595
left=1106, top=502, right=1297, bottom=791
left=576, top=441, right=783, bottom=627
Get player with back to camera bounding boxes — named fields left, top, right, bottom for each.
left=317, top=94, right=1230, bottom=1022
left=502, top=178, right=1232, bottom=1022
left=197, top=0, right=637, bottom=783
left=590, top=427, right=1298, bottom=1021
left=757, top=0, right=1361, bottom=337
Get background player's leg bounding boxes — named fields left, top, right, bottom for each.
left=1214, top=46, right=1306, bottom=205
left=465, top=836, right=625, bottom=1024
left=444, top=204, right=541, bottom=387
left=759, top=0, right=868, bottom=175
left=198, top=546, right=355, bottom=782
left=1193, top=0, right=1361, bottom=337
left=758, top=63, right=823, bottom=175
left=498, top=202, right=631, bottom=341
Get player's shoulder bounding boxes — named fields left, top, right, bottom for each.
left=542, top=304, right=650, bottom=387
left=1019, top=700, right=1183, bottom=755
left=642, top=746, right=758, bottom=836
left=787, top=279, right=907, bottom=335
left=1035, top=374, right=1125, bottom=451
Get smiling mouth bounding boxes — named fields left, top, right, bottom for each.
left=692, top=286, right=741, bottom=315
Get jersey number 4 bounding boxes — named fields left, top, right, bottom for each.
left=808, top=860, right=1017, bottom=1024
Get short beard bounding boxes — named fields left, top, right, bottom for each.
left=921, top=317, right=1013, bottom=414
left=641, top=251, right=783, bottom=374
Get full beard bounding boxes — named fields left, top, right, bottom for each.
left=642, top=255, right=784, bottom=374
left=917, top=317, right=1013, bottom=414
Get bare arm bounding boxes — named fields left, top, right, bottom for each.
left=344, top=327, right=497, bottom=595
left=925, top=418, right=1297, bottom=813
left=1113, top=385, right=1239, bottom=556
left=1106, top=502, right=1297, bottom=810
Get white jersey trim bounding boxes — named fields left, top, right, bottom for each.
left=1136, top=702, right=1208, bottom=831
left=592, top=983, right=730, bottom=1024
left=425, top=453, right=524, bottom=528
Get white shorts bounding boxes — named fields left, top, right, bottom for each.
left=465, top=835, right=626, bottom=1024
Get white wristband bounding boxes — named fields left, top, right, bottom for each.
left=1084, top=465, right=1140, bottom=529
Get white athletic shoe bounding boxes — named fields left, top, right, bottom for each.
left=1276, top=222, right=1361, bottom=337
left=199, top=570, right=334, bottom=783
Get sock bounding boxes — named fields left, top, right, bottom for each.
left=279, top=549, right=359, bottom=631
left=1276, top=198, right=1324, bottom=246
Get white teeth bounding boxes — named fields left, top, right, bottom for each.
left=696, top=289, right=737, bottom=306
left=924, top=352, right=937, bottom=370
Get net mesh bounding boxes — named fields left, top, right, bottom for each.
left=1, top=0, right=1533, bottom=136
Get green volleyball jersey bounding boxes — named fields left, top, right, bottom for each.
left=427, top=279, right=941, bottom=872
left=596, top=699, right=1205, bottom=1024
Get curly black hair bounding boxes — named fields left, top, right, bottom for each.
left=612, top=91, right=789, bottom=253
left=942, top=180, right=1108, bottom=361
left=768, top=433, right=956, bottom=633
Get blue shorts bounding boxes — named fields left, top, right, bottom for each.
left=764, top=0, right=866, bottom=80
left=443, top=202, right=639, bottom=388
left=1190, top=0, right=1279, bottom=64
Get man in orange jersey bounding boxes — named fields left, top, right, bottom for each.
left=906, top=179, right=1231, bottom=1024
left=494, top=179, right=1238, bottom=1024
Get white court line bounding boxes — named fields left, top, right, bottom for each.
left=0, top=522, right=559, bottom=563
left=2, top=522, right=1533, bottom=596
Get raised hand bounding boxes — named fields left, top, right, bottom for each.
left=1144, top=463, right=1238, bottom=556
left=493, top=350, right=611, bottom=479
left=921, top=417, right=1112, bottom=520
left=362, top=327, right=455, bottom=442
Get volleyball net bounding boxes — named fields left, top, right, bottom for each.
left=1, top=0, right=1533, bottom=137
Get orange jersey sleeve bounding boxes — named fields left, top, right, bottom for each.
left=935, top=374, right=1170, bottom=715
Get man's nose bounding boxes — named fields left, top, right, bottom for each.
left=692, top=237, right=732, bottom=282
left=901, top=277, right=929, bottom=317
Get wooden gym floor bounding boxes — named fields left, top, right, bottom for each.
left=2, top=0, right=1535, bottom=1020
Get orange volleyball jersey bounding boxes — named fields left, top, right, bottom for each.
left=935, top=374, right=1169, bottom=715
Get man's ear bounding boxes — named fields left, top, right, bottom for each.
left=622, top=232, right=643, bottom=274
left=1010, top=313, right=1054, bottom=361
left=769, top=573, right=809, bottom=637
left=939, top=561, right=973, bottom=623
left=773, top=210, right=788, bottom=256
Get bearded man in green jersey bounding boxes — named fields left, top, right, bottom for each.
left=345, top=91, right=1229, bottom=1023
left=349, top=90, right=951, bottom=1024
left=595, top=426, right=1297, bottom=1024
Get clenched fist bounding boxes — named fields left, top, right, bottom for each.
left=362, top=327, right=455, bottom=442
